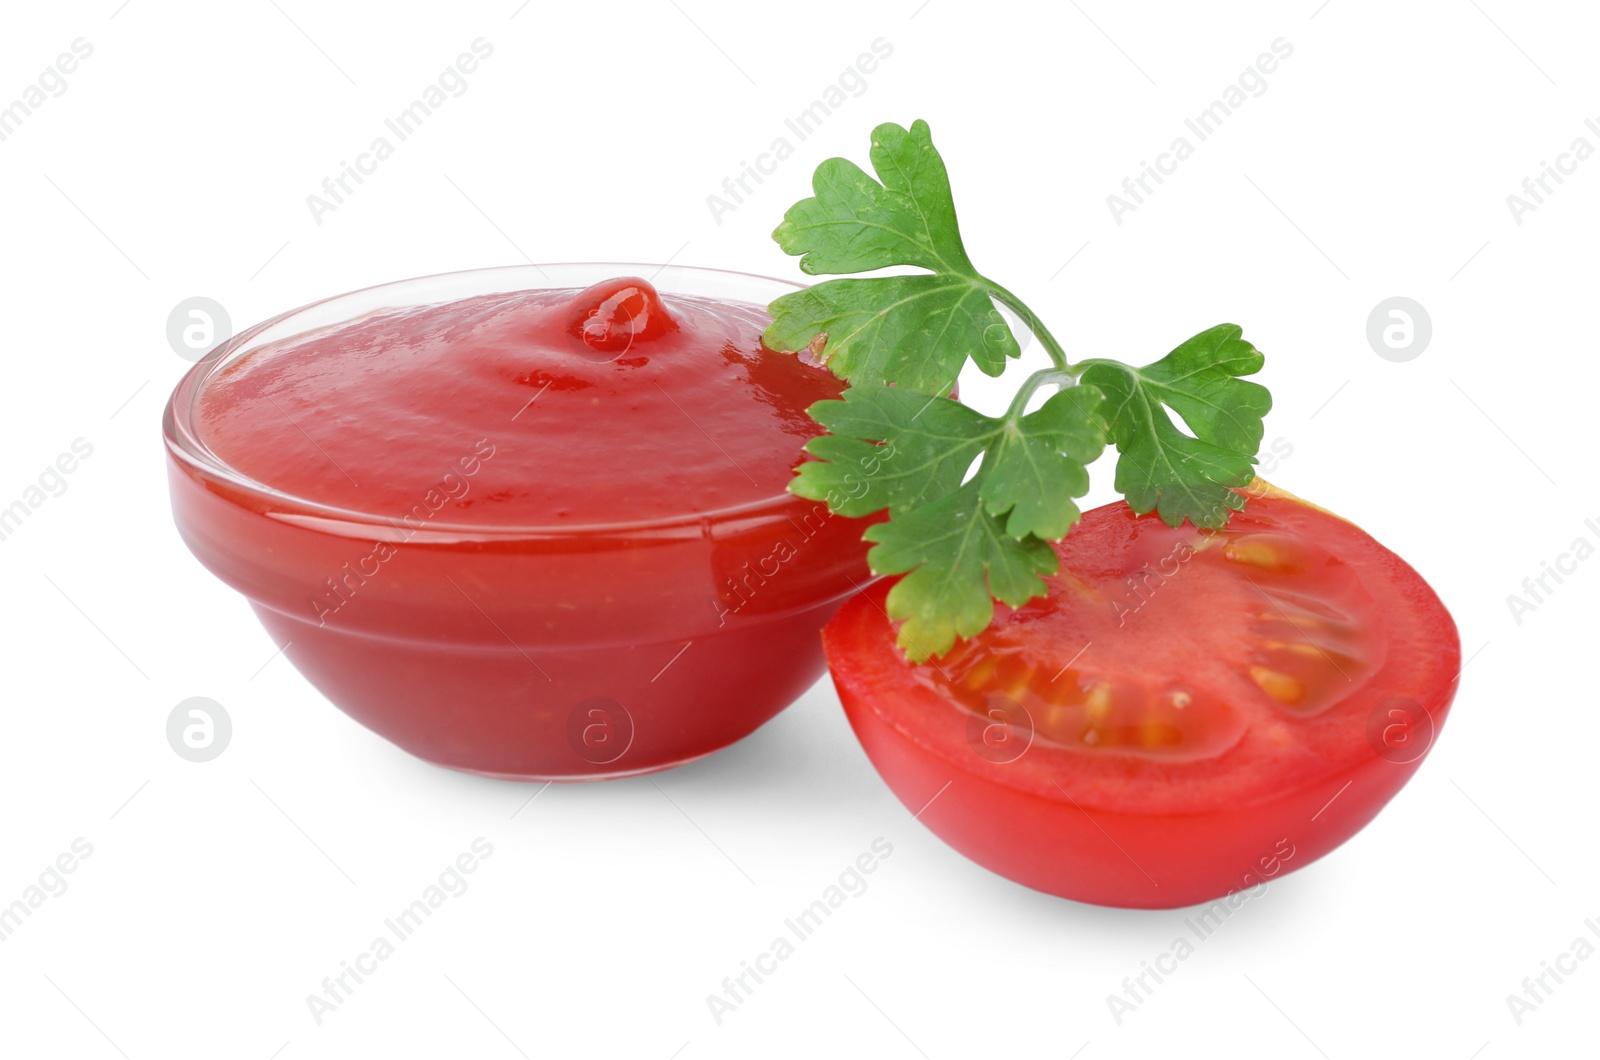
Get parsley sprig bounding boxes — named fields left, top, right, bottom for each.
left=766, top=120, right=1271, bottom=661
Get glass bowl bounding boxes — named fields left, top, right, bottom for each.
left=164, top=263, right=871, bottom=780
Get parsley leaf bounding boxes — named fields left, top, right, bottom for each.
left=793, top=382, right=1108, bottom=659
left=764, top=120, right=1020, bottom=393
left=1080, top=324, right=1271, bottom=528
left=771, top=119, right=971, bottom=275
left=763, top=276, right=1016, bottom=394
left=793, top=386, right=992, bottom=518
left=866, top=483, right=1060, bottom=660
left=979, top=386, right=1108, bottom=540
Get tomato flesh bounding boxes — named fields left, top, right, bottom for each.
left=825, top=484, right=1459, bottom=908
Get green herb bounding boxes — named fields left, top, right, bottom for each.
left=767, top=120, right=1271, bottom=661
left=1079, top=325, right=1270, bottom=528
left=764, top=120, right=1018, bottom=393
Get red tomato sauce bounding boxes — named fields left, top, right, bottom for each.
left=197, top=277, right=845, bottom=526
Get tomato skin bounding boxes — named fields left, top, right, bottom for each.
left=839, top=688, right=1425, bottom=907
left=825, top=489, right=1459, bottom=909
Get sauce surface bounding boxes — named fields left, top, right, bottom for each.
left=196, top=277, right=844, bottom=525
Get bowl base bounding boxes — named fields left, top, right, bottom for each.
left=431, top=746, right=723, bottom=784
left=249, top=598, right=840, bottom=780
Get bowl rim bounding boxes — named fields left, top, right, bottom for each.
left=162, top=262, right=830, bottom=541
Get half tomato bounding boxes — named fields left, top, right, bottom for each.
left=826, top=482, right=1460, bottom=908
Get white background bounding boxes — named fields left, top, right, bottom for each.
left=1, top=1, right=1594, bottom=1057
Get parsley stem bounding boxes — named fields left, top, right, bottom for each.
left=981, top=278, right=1075, bottom=373
left=1002, top=367, right=1079, bottom=423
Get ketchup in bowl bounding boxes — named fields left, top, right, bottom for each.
left=164, top=264, right=871, bottom=779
